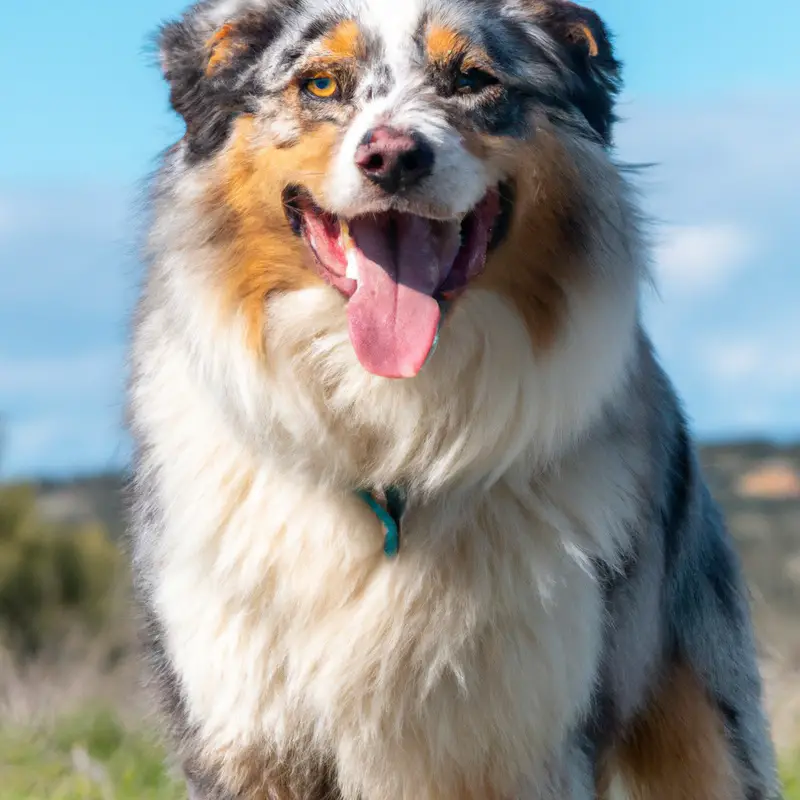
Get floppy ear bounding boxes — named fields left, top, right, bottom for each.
left=527, top=0, right=622, bottom=140
left=157, top=11, right=280, bottom=161
left=158, top=15, right=238, bottom=161
left=535, top=1, right=619, bottom=75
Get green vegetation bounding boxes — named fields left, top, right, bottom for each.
left=784, top=757, right=800, bottom=800
left=0, top=483, right=169, bottom=797
left=0, top=709, right=184, bottom=800
left=0, top=483, right=122, bottom=656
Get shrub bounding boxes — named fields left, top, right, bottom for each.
left=0, top=484, right=122, bottom=657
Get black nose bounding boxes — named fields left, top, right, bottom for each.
left=354, top=126, right=435, bottom=194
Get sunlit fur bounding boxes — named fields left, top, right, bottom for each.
left=130, top=1, right=779, bottom=798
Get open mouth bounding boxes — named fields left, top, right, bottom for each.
left=284, top=186, right=511, bottom=378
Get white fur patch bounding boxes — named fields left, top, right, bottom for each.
left=134, top=265, right=641, bottom=797
left=323, top=0, right=490, bottom=219
left=325, top=87, right=491, bottom=219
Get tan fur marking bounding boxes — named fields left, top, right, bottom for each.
left=476, top=126, right=585, bottom=351
left=578, top=24, right=600, bottom=57
left=320, top=20, right=364, bottom=61
left=205, top=23, right=245, bottom=76
left=426, top=25, right=471, bottom=63
left=213, top=117, right=337, bottom=354
left=426, top=24, right=492, bottom=74
left=527, top=2, right=603, bottom=59
left=604, top=664, right=744, bottom=800
left=200, top=744, right=339, bottom=800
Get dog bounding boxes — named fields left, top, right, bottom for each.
left=128, top=0, right=781, bottom=797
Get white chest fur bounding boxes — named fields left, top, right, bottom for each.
left=135, top=294, right=639, bottom=798
left=154, top=460, right=605, bottom=798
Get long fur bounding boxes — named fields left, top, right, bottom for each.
left=129, top=1, right=781, bottom=797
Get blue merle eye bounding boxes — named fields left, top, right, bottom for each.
left=304, top=73, right=339, bottom=99
left=455, top=68, right=499, bottom=95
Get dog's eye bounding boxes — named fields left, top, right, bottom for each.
left=455, top=68, right=499, bottom=95
left=303, top=73, right=339, bottom=99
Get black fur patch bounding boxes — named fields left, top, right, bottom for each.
left=661, top=416, right=691, bottom=567
left=703, top=511, right=748, bottom=625
left=583, top=675, right=621, bottom=759
left=530, top=1, right=622, bottom=143
left=159, top=3, right=301, bottom=162
left=275, top=12, right=350, bottom=72
left=419, top=1, right=621, bottom=144
left=717, top=695, right=758, bottom=778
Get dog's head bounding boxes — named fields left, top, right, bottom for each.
left=158, top=0, right=624, bottom=380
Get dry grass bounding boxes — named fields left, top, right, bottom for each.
left=0, top=637, right=185, bottom=800
left=0, top=634, right=147, bottom=728
left=763, top=659, right=800, bottom=753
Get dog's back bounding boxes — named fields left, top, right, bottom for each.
left=129, top=0, right=780, bottom=797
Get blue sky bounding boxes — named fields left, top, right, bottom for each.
left=1, top=0, right=799, bottom=477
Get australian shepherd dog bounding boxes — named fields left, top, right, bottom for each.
left=128, top=0, right=780, bottom=797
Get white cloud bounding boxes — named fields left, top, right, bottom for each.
left=618, top=91, right=800, bottom=438
left=0, top=350, right=123, bottom=399
left=653, top=224, right=754, bottom=294
left=701, top=339, right=800, bottom=389
left=616, top=92, right=800, bottom=214
left=701, top=340, right=762, bottom=382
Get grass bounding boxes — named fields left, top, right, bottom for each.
left=0, top=708, right=798, bottom=799
left=0, top=709, right=184, bottom=800
left=785, top=757, right=800, bottom=800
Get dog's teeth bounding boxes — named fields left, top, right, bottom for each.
left=340, top=220, right=359, bottom=282
left=345, top=250, right=359, bottom=281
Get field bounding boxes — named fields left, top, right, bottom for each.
left=1, top=440, right=799, bottom=797
left=0, top=711, right=183, bottom=800
left=0, top=710, right=798, bottom=798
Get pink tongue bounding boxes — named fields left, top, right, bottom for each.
left=347, top=215, right=459, bottom=378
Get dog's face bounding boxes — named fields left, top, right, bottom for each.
left=159, top=0, right=622, bottom=380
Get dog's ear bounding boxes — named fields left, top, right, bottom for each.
left=157, top=15, right=237, bottom=161
left=157, top=11, right=279, bottom=161
left=533, top=2, right=619, bottom=75
left=525, top=1, right=622, bottom=141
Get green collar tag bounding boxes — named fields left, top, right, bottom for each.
left=358, top=486, right=408, bottom=557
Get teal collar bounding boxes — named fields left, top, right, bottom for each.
left=357, top=486, right=408, bottom=557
